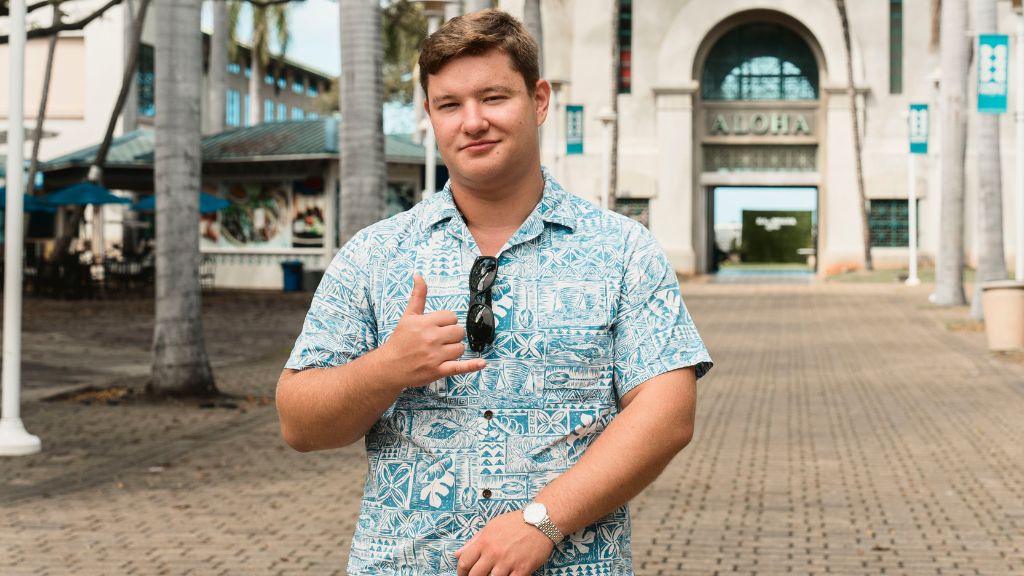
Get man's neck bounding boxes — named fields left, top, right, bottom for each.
left=449, top=162, right=545, bottom=253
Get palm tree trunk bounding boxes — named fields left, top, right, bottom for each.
left=836, top=0, right=873, bottom=271
left=339, top=0, right=385, bottom=245
left=24, top=5, right=60, bottom=202
left=151, top=0, right=216, bottom=397
left=50, top=0, right=150, bottom=261
left=121, top=0, right=139, bottom=132
left=970, top=0, right=1007, bottom=319
left=207, top=0, right=228, bottom=133
left=934, top=0, right=969, bottom=305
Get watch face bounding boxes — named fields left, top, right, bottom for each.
left=523, top=502, right=546, bottom=524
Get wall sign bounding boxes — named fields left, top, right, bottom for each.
left=566, top=105, right=584, bottom=155
left=978, top=34, right=1009, bottom=114
left=909, top=104, right=929, bottom=155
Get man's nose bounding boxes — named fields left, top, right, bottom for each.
left=462, top=102, right=489, bottom=135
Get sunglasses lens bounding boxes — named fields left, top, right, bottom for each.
left=470, top=257, right=498, bottom=294
left=466, top=303, right=495, bottom=352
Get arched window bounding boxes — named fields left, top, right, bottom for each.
left=702, top=22, right=818, bottom=101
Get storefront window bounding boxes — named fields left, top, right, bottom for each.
left=702, top=22, right=818, bottom=101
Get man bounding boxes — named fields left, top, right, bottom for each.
left=277, top=10, right=712, bottom=576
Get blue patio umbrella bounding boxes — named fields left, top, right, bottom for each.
left=130, top=191, right=231, bottom=215
left=0, top=187, right=56, bottom=213
left=42, top=181, right=132, bottom=206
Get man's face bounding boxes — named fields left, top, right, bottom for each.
left=425, top=49, right=550, bottom=189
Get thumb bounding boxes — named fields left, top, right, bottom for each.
left=404, top=274, right=427, bottom=316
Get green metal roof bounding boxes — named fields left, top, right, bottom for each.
left=42, top=130, right=156, bottom=170
left=40, top=119, right=437, bottom=169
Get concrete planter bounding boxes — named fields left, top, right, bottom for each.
left=981, top=280, right=1024, bottom=350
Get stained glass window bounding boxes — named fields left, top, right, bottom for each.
left=702, top=23, right=818, bottom=101
left=617, top=0, right=633, bottom=94
left=136, top=44, right=155, bottom=118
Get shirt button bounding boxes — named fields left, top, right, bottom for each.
left=483, top=410, right=494, bottom=420
left=482, top=489, right=492, bottom=499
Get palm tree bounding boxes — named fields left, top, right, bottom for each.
left=207, top=0, right=229, bottom=134
left=151, top=0, right=216, bottom=397
left=228, top=0, right=290, bottom=126
left=835, top=0, right=872, bottom=271
left=970, top=0, right=1007, bottom=319
left=934, top=0, right=968, bottom=305
left=339, top=0, right=386, bottom=244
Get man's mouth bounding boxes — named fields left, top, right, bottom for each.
left=461, top=140, right=499, bottom=152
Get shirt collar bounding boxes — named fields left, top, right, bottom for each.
left=419, top=167, right=577, bottom=233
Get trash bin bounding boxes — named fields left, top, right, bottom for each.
left=980, top=280, right=1024, bottom=350
left=281, top=260, right=304, bottom=292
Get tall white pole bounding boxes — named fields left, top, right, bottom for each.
left=1, top=0, right=42, bottom=456
left=907, top=154, right=920, bottom=285
left=1016, top=13, right=1024, bottom=281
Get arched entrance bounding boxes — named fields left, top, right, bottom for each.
left=693, top=13, right=826, bottom=275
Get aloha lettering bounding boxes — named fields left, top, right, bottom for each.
left=710, top=113, right=813, bottom=136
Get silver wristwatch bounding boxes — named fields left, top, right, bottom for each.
left=522, top=502, right=564, bottom=544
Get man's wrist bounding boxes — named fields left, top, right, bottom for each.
left=522, top=501, right=565, bottom=544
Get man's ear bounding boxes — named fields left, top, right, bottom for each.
left=423, top=95, right=431, bottom=117
left=534, top=79, right=552, bottom=126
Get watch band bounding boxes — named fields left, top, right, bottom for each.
left=534, top=517, right=564, bottom=544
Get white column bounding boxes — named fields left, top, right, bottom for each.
left=1016, top=12, right=1024, bottom=280
left=820, top=87, right=867, bottom=273
left=1, top=0, right=42, bottom=457
left=651, top=87, right=697, bottom=274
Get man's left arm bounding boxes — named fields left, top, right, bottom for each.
left=455, top=367, right=697, bottom=576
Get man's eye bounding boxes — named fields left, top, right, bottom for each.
left=485, top=96, right=507, bottom=103
left=438, top=103, right=457, bottom=110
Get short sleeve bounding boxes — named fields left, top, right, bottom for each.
left=285, top=232, right=378, bottom=371
left=611, top=224, right=713, bottom=399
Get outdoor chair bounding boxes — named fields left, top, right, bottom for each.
left=200, top=256, right=216, bottom=293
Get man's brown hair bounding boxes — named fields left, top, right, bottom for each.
left=418, top=9, right=540, bottom=96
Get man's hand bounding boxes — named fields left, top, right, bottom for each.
left=379, top=274, right=487, bottom=389
left=454, top=511, right=555, bottom=576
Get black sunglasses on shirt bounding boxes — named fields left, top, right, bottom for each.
left=467, top=256, right=497, bottom=353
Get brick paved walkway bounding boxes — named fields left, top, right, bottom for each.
left=2, top=282, right=1023, bottom=575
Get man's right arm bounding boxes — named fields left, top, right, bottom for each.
left=276, top=348, right=406, bottom=452
left=276, top=274, right=487, bottom=452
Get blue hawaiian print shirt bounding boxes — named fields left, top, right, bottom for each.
left=286, top=169, right=713, bottom=575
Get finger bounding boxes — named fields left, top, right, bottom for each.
left=437, top=324, right=467, bottom=345
left=467, top=556, right=495, bottom=576
left=440, top=342, right=466, bottom=360
left=456, top=543, right=481, bottom=576
left=426, top=310, right=459, bottom=327
left=439, top=358, right=487, bottom=377
left=403, top=274, right=427, bottom=317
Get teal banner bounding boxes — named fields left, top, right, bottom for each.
left=566, top=105, right=584, bottom=155
left=909, top=104, right=929, bottom=155
left=978, top=34, right=1009, bottom=114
